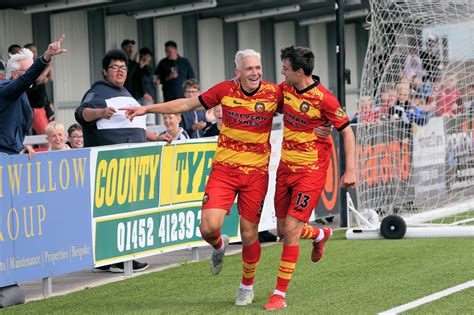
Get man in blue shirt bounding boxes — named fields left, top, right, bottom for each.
left=0, top=35, right=66, bottom=155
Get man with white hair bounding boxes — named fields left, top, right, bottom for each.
left=0, top=35, right=66, bottom=155
left=122, top=49, right=280, bottom=305
left=122, top=49, right=333, bottom=307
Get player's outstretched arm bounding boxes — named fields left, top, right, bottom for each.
left=339, top=126, right=356, bottom=188
left=121, top=97, right=204, bottom=121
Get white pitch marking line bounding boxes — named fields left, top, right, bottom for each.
left=379, top=280, right=474, bottom=315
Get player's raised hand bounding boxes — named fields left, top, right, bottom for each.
left=43, top=34, right=67, bottom=61
left=120, top=106, right=147, bottom=121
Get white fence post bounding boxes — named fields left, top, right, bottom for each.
left=42, top=277, right=52, bottom=297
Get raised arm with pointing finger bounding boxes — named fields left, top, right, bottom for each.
left=0, top=35, right=67, bottom=155
left=121, top=96, right=204, bottom=121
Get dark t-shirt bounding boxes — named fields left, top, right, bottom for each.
left=154, top=56, right=195, bottom=101
left=140, top=64, right=156, bottom=101
left=420, top=50, right=441, bottom=82
left=124, top=58, right=140, bottom=99
left=26, top=83, right=48, bottom=109
left=204, top=123, right=220, bottom=137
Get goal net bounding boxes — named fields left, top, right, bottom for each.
left=353, top=0, right=474, bottom=236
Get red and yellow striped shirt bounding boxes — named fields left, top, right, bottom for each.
left=199, top=80, right=282, bottom=173
left=280, top=76, right=349, bottom=172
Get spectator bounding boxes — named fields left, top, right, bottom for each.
left=204, top=105, right=222, bottom=137
left=389, top=84, right=413, bottom=142
left=0, top=59, right=5, bottom=80
left=350, top=96, right=378, bottom=124
left=75, top=49, right=160, bottom=272
left=8, top=44, right=21, bottom=55
left=154, top=40, right=195, bottom=101
left=121, top=39, right=140, bottom=99
left=375, top=89, right=396, bottom=119
left=181, top=79, right=212, bottom=138
left=23, top=43, right=53, bottom=135
left=66, top=123, right=84, bottom=149
left=136, top=47, right=156, bottom=125
left=390, top=83, right=414, bottom=124
left=403, top=47, right=423, bottom=82
left=410, top=75, right=431, bottom=103
left=398, top=71, right=410, bottom=85
left=0, top=35, right=66, bottom=156
left=137, top=47, right=155, bottom=101
left=390, top=83, right=432, bottom=139
left=24, top=43, right=53, bottom=84
left=45, top=122, right=70, bottom=151
left=420, top=35, right=442, bottom=83
left=160, top=114, right=190, bottom=141
left=75, top=49, right=170, bottom=148
left=75, top=50, right=176, bottom=272
left=430, top=73, right=462, bottom=117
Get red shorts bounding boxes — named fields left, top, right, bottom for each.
left=274, top=163, right=327, bottom=222
left=202, top=165, right=269, bottom=224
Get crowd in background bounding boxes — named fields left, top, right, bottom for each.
left=2, top=34, right=472, bottom=151
left=351, top=35, right=473, bottom=129
left=0, top=36, right=224, bottom=273
left=0, top=37, right=222, bottom=156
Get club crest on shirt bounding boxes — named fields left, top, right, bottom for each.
left=300, top=101, right=310, bottom=113
left=254, top=102, right=265, bottom=113
left=202, top=193, right=209, bottom=204
left=335, top=108, right=347, bottom=119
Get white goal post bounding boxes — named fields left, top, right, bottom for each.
left=347, top=0, right=474, bottom=239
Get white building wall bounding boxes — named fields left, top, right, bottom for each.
left=310, top=22, right=360, bottom=114
left=105, top=14, right=138, bottom=52
left=154, top=16, right=183, bottom=64
left=153, top=15, right=183, bottom=105
left=345, top=23, right=360, bottom=114
left=274, top=21, right=295, bottom=83
left=197, top=18, right=225, bottom=92
left=51, top=11, right=91, bottom=128
left=238, top=20, right=261, bottom=52
left=309, top=23, right=330, bottom=87
left=0, top=10, right=33, bottom=61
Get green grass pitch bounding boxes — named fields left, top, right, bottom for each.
left=3, top=230, right=473, bottom=314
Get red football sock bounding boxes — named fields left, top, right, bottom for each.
left=200, top=228, right=223, bottom=250
left=241, top=240, right=261, bottom=286
left=275, top=244, right=299, bottom=296
left=300, top=223, right=322, bottom=239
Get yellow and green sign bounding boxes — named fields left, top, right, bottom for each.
left=91, top=141, right=238, bottom=266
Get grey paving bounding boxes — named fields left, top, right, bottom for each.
left=19, top=244, right=243, bottom=302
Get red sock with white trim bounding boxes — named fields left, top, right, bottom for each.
left=240, top=240, right=261, bottom=290
left=274, top=244, right=299, bottom=298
